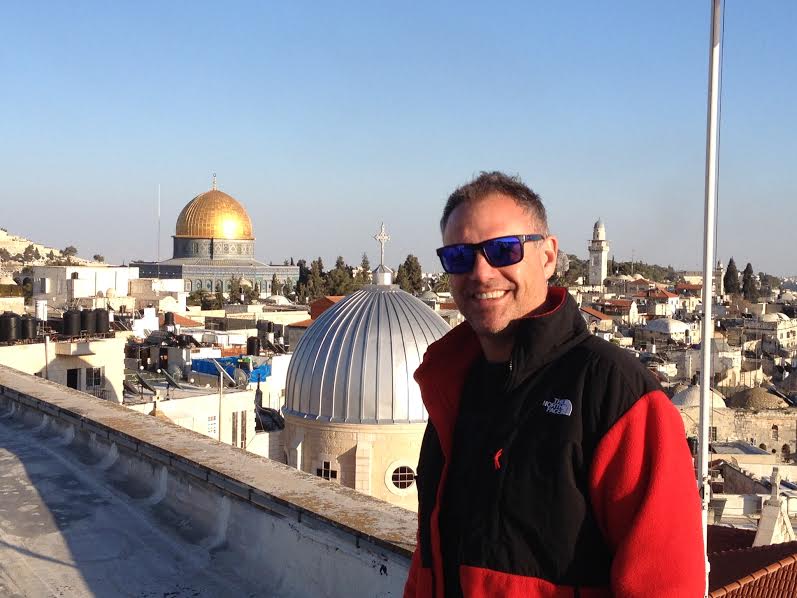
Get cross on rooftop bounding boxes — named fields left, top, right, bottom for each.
left=374, top=222, right=390, bottom=267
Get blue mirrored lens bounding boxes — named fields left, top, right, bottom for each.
left=483, top=237, right=523, bottom=267
left=439, top=245, right=475, bottom=274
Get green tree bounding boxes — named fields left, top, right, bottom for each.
left=326, top=256, right=354, bottom=295
left=22, top=244, right=37, bottom=262
left=354, top=253, right=372, bottom=288
left=758, top=272, right=782, bottom=293
left=93, top=254, right=105, bottom=263
left=724, top=258, right=740, bottom=295
left=395, top=263, right=410, bottom=291
left=307, top=257, right=328, bottom=300
left=742, top=263, right=758, bottom=302
left=400, top=254, right=424, bottom=294
left=432, top=273, right=450, bottom=293
left=0, top=248, right=12, bottom=261
left=271, top=273, right=280, bottom=295
left=62, top=246, right=78, bottom=258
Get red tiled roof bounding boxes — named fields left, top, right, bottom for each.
left=677, top=282, right=703, bottom=292
left=158, top=313, right=203, bottom=328
left=597, top=299, right=633, bottom=307
left=580, top=306, right=612, bottom=320
left=633, top=288, right=678, bottom=299
left=440, top=302, right=458, bottom=311
left=287, top=318, right=314, bottom=328
left=310, top=295, right=345, bottom=319
left=709, top=540, right=797, bottom=596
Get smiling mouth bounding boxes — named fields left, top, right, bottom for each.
left=473, top=290, right=507, bottom=300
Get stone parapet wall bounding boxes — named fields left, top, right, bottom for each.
left=0, top=363, right=413, bottom=597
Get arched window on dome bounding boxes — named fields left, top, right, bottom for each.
left=205, top=280, right=213, bottom=291
left=194, top=280, right=202, bottom=292
left=225, top=280, right=233, bottom=292
left=782, top=444, right=791, bottom=462
left=215, top=280, right=222, bottom=292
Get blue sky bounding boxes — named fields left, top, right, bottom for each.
left=1, top=1, right=794, bottom=275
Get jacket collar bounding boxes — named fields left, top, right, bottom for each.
left=414, top=287, right=589, bottom=457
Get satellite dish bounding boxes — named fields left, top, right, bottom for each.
left=233, top=367, right=249, bottom=388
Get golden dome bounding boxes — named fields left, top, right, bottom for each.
left=175, top=189, right=254, bottom=240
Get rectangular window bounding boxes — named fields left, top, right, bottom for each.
left=316, top=460, right=338, bottom=480
left=207, top=415, right=217, bottom=436
left=231, top=411, right=238, bottom=447
left=86, top=367, right=103, bottom=388
left=709, top=427, right=717, bottom=442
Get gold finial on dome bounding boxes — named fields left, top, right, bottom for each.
left=212, top=172, right=217, bottom=191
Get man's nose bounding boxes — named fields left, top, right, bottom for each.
left=468, top=250, right=496, bottom=280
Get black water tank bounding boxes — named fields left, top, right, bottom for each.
left=0, top=312, right=19, bottom=342
left=246, top=336, right=260, bottom=356
left=63, top=310, right=81, bottom=337
left=267, top=321, right=274, bottom=333
left=94, top=308, right=109, bottom=333
left=20, top=315, right=36, bottom=340
left=80, top=309, right=97, bottom=334
left=164, top=312, right=175, bottom=327
left=256, top=320, right=269, bottom=332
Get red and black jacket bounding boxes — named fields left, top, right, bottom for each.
left=404, top=287, right=705, bottom=597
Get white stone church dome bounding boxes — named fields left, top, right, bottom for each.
left=672, top=385, right=726, bottom=409
left=284, top=284, right=451, bottom=424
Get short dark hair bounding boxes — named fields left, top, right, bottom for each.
left=440, top=171, right=548, bottom=235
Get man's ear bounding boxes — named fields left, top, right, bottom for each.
left=542, top=236, right=559, bottom=281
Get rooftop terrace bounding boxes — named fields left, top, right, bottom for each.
left=0, top=364, right=413, bottom=597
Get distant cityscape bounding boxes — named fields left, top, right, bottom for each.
left=1, top=183, right=796, bottom=595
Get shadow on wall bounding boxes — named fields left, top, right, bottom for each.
left=0, top=399, right=263, bottom=596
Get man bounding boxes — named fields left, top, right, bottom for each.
left=404, top=172, right=704, bottom=597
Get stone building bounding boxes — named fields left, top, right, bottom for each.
left=677, top=386, right=796, bottom=463
left=743, top=313, right=797, bottom=355
left=0, top=334, right=127, bottom=402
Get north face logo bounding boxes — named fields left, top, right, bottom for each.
left=543, top=398, right=573, bottom=416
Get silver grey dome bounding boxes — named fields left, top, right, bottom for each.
left=284, top=284, right=451, bottom=424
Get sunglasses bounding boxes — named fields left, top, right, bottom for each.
left=436, top=234, right=546, bottom=274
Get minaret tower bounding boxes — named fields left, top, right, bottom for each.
left=588, top=219, right=609, bottom=288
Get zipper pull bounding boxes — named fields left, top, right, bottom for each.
left=493, top=448, right=504, bottom=470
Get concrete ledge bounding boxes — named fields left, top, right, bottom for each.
left=0, top=364, right=416, bottom=561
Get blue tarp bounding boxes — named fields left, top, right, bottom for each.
left=192, top=357, right=271, bottom=383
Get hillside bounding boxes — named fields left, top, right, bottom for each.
left=0, top=228, right=93, bottom=266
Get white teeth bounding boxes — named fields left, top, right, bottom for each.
left=475, top=291, right=506, bottom=300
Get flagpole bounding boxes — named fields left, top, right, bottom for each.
left=698, top=1, right=723, bottom=596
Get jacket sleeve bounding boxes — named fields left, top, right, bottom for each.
left=403, top=544, right=422, bottom=597
left=589, top=390, right=706, bottom=597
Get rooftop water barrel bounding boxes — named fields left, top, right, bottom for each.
left=94, top=308, right=110, bottom=333
left=63, top=310, right=81, bottom=337
left=20, top=315, right=36, bottom=340
left=0, top=312, right=21, bottom=343
left=80, top=308, right=97, bottom=334
left=164, top=312, right=175, bottom=327
left=247, top=336, right=260, bottom=356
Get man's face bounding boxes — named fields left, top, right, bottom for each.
left=442, top=193, right=559, bottom=341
